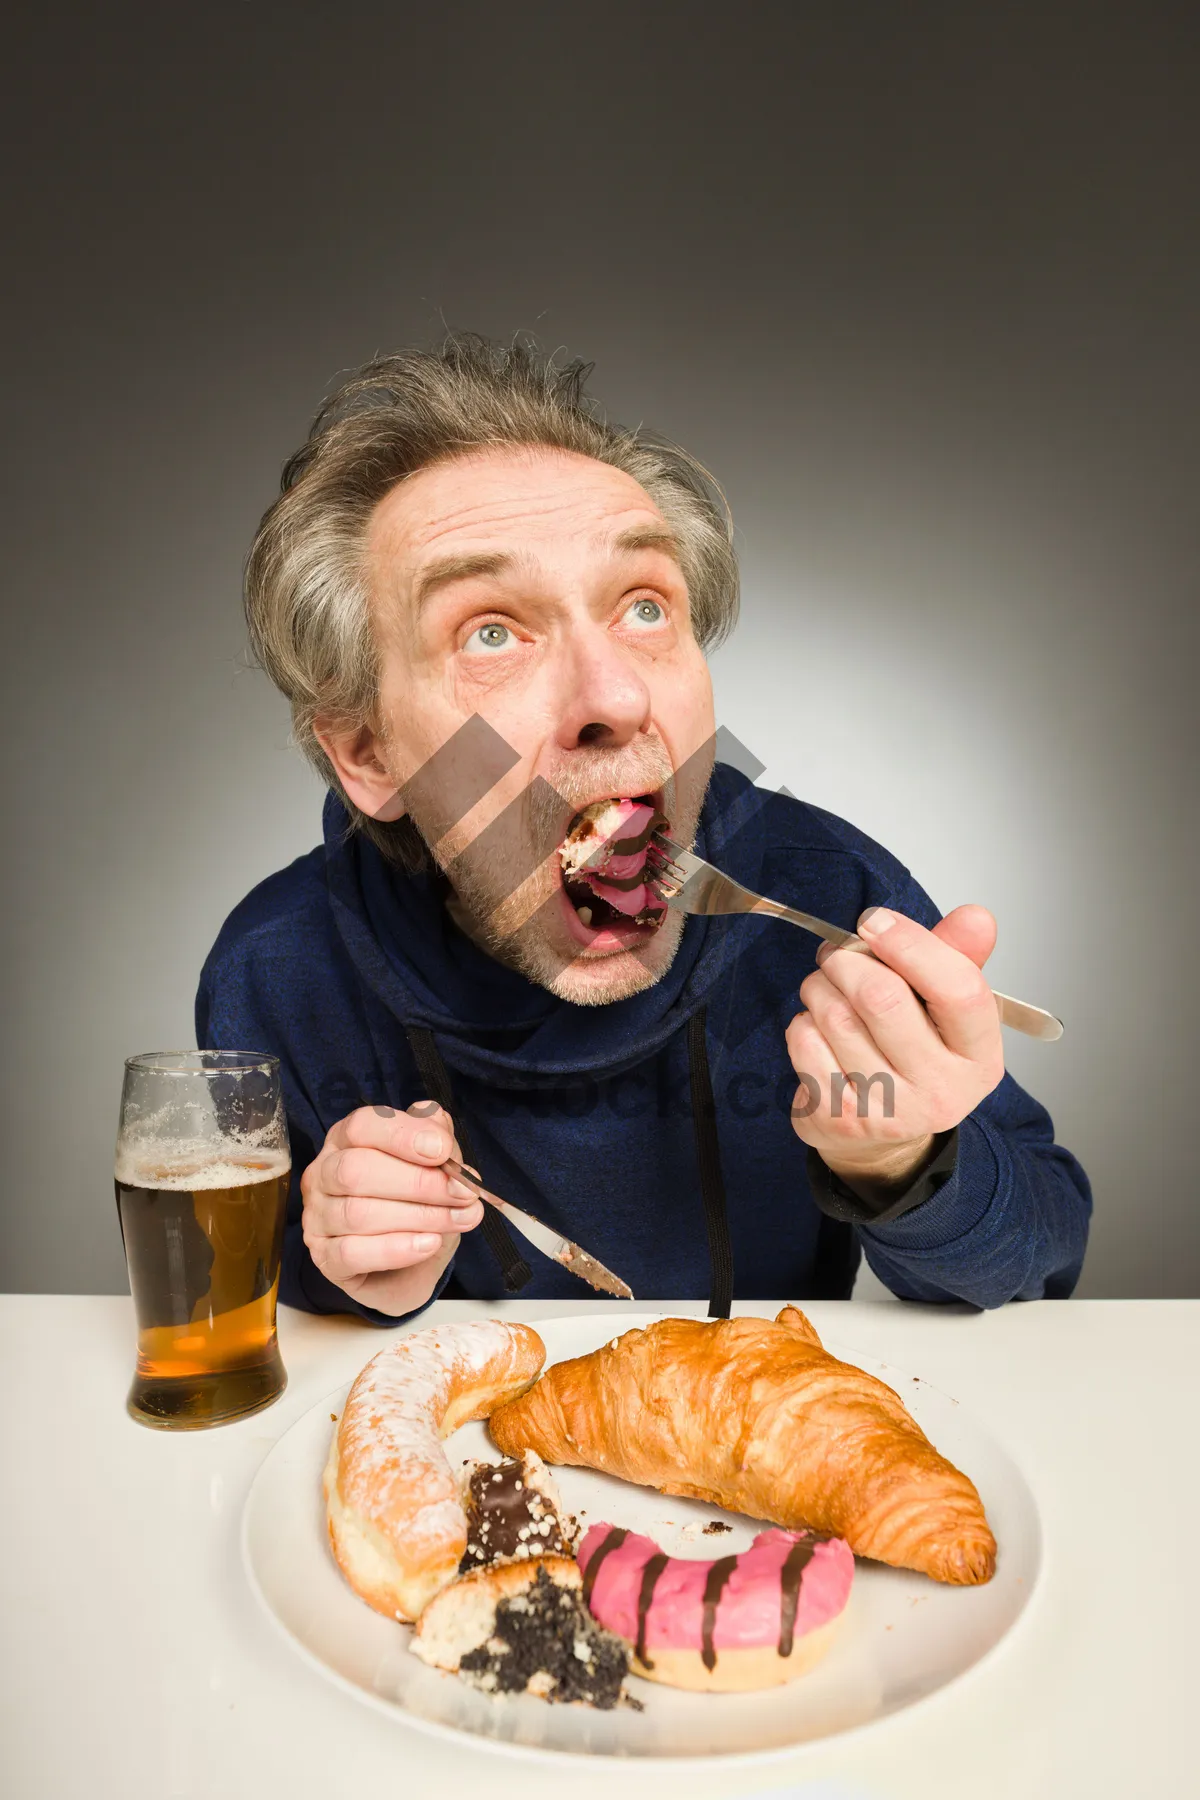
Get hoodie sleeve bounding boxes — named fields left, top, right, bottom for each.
left=804, top=863, right=1092, bottom=1308
left=839, top=1075, right=1092, bottom=1307
left=195, top=922, right=453, bottom=1327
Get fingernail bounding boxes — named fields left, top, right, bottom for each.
left=372, top=1104, right=396, bottom=1117
left=450, top=1205, right=478, bottom=1223
left=815, top=940, right=835, bottom=966
left=447, top=1176, right=475, bottom=1200
left=413, top=1233, right=440, bottom=1254
left=415, top=1130, right=445, bottom=1157
left=859, top=906, right=896, bottom=934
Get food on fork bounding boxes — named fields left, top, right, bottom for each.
left=324, top=1320, right=545, bottom=1622
left=411, top=1557, right=633, bottom=1709
left=458, top=1450, right=577, bottom=1571
left=577, top=1522, right=854, bottom=1691
left=558, top=797, right=669, bottom=927
left=490, top=1307, right=997, bottom=1586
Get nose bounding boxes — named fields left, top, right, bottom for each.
left=552, top=623, right=653, bottom=751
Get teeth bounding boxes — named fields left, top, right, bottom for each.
left=577, top=906, right=593, bottom=926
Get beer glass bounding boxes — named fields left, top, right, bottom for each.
left=115, top=1051, right=291, bottom=1429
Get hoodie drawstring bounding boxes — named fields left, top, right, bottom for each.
left=687, top=1007, right=734, bottom=1319
left=404, top=1011, right=736, bottom=1315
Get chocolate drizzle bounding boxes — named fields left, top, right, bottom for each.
left=778, top=1531, right=834, bottom=1656
left=587, top=1524, right=839, bottom=1676
left=634, top=1551, right=669, bottom=1669
left=581, top=1526, right=628, bottom=1608
left=700, top=1554, right=739, bottom=1671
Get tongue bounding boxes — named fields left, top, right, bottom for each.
left=588, top=877, right=659, bottom=917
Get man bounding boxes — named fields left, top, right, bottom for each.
left=197, top=333, right=1090, bottom=1322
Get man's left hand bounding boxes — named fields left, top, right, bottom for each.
left=784, top=903, right=1006, bottom=1197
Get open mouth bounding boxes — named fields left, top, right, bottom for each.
left=557, top=795, right=670, bottom=942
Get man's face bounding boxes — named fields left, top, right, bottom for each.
left=361, top=445, right=716, bottom=1004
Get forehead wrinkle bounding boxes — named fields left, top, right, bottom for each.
left=402, top=518, right=677, bottom=617
left=407, top=473, right=631, bottom=547
left=367, top=467, right=680, bottom=636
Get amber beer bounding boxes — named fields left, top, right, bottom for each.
left=115, top=1052, right=291, bottom=1429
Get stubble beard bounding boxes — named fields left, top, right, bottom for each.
left=407, top=741, right=712, bottom=1005
left=453, top=885, right=690, bottom=1005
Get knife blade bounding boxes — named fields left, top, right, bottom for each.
left=442, top=1157, right=634, bottom=1300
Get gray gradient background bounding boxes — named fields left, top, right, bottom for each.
left=2, top=8, right=1196, bottom=1299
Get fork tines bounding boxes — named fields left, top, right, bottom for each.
left=646, top=832, right=687, bottom=898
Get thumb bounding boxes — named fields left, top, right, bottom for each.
left=932, top=903, right=997, bottom=971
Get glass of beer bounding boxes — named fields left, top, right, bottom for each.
left=114, top=1051, right=291, bottom=1429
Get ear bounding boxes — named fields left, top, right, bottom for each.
left=313, top=720, right=405, bottom=821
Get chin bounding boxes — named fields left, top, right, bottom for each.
left=543, top=914, right=686, bottom=1006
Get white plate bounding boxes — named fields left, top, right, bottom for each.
left=242, top=1312, right=1041, bottom=1765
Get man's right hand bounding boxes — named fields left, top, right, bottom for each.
left=300, top=1101, right=485, bottom=1317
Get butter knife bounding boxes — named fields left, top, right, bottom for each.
left=443, top=1157, right=634, bottom=1300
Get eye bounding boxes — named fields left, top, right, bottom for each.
left=624, top=597, right=665, bottom=628
left=464, top=622, right=512, bottom=653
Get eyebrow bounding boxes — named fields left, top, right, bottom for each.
left=602, top=523, right=683, bottom=560
left=411, top=551, right=516, bottom=613
left=410, top=524, right=683, bottom=612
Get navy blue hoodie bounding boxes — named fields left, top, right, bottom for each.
left=195, top=764, right=1091, bottom=1320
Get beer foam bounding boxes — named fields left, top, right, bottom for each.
left=114, top=1140, right=290, bottom=1189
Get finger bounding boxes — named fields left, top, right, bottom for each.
left=327, top=1102, right=460, bottom=1167
left=809, top=943, right=944, bottom=1081
left=855, top=906, right=1002, bottom=1063
left=319, top=1143, right=476, bottom=1206
left=784, top=1009, right=845, bottom=1128
left=317, top=1229, right=454, bottom=1283
left=324, top=1194, right=484, bottom=1238
left=799, top=966, right=900, bottom=1086
left=931, top=903, right=997, bottom=970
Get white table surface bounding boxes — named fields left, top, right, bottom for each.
left=1, top=1294, right=1196, bottom=1800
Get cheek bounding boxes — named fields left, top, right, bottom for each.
left=378, top=698, right=447, bottom=782
left=653, top=654, right=715, bottom=794
left=445, top=645, right=549, bottom=739
left=459, top=685, right=555, bottom=771
left=375, top=659, right=475, bottom=791
left=379, top=641, right=550, bottom=821
left=657, top=646, right=714, bottom=733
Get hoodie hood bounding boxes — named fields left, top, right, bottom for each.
left=321, top=762, right=768, bottom=1086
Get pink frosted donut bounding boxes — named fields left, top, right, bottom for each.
left=577, top=1522, right=854, bottom=1692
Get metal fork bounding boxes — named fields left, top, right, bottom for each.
left=646, top=833, right=1063, bottom=1042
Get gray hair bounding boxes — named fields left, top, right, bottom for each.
left=244, top=332, right=740, bottom=867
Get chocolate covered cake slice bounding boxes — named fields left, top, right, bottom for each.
left=458, top=1450, right=577, bottom=1571
left=558, top=798, right=634, bottom=879
left=558, top=797, right=669, bottom=928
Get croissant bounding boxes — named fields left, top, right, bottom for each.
left=489, top=1307, right=996, bottom=1585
